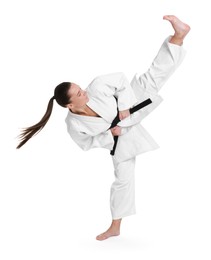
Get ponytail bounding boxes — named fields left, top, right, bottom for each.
left=16, top=96, right=55, bottom=149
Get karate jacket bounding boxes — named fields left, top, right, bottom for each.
left=65, top=37, right=186, bottom=162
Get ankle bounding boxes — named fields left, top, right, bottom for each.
left=169, top=35, right=183, bottom=46
left=111, top=219, right=122, bottom=228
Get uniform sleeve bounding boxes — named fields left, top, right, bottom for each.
left=91, top=72, right=137, bottom=111
left=67, top=128, right=114, bottom=151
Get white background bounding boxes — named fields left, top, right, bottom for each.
left=0, top=0, right=211, bottom=259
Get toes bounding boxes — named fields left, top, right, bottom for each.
left=163, top=15, right=177, bottom=22
left=163, top=15, right=172, bottom=20
left=96, top=233, right=108, bottom=241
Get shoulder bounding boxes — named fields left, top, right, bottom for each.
left=92, top=72, right=125, bottom=82
left=65, top=111, right=80, bottom=130
left=87, top=72, right=125, bottom=91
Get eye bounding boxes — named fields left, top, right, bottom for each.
left=79, top=88, right=82, bottom=96
left=77, top=88, right=81, bottom=97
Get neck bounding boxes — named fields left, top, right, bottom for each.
left=71, top=105, right=89, bottom=115
left=71, top=105, right=100, bottom=117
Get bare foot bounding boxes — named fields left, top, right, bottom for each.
left=96, top=219, right=121, bottom=241
left=163, top=15, right=191, bottom=45
left=96, top=227, right=120, bottom=241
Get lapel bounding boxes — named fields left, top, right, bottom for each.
left=67, top=108, right=111, bottom=136
left=85, top=89, right=117, bottom=123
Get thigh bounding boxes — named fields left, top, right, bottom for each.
left=112, top=157, right=136, bottom=180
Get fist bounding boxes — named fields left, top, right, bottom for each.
left=110, top=126, right=122, bottom=136
left=119, top=109, right=130, bottom=120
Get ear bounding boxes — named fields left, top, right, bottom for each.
left=66, top=103, right=73, bottom=109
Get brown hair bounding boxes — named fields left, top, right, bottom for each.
left=16, top=82, right=71, bottom=149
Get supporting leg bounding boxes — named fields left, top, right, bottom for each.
left=96, top=157, right=136, bottom=241
left=110, top=157, right=136, bottom=219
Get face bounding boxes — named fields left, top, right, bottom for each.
left=67, top=83, right=89, bottom=110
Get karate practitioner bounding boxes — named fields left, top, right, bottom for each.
left=17, top=15, right=190, bottom=241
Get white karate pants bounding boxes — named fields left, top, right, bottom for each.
left=110, top=156, right=136, bottom=219
left=109, top=37, right=186, bottom=220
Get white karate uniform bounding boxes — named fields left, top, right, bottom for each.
left=65, top=36, right=186, bottom=219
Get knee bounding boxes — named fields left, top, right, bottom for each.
left=112, top=172, right=135, bottom=191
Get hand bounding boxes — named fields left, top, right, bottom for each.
left=110, top=126, right=122, bottom=136
left=119, top=109, right=130, bottom=120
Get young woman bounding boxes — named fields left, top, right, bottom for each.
left=17, top=15, right=190, bottom=241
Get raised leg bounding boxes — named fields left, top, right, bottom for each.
left=130, top=14, right=190, bottom=116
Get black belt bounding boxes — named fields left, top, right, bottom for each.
left=110, top=98, right=152, bottom=155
